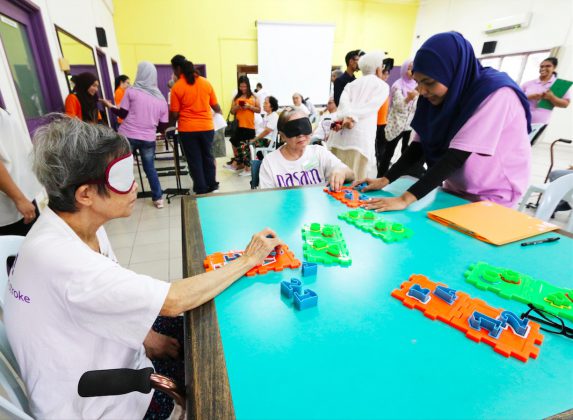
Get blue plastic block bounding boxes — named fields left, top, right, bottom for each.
left=358, top=194, right=370, bottom=201
left=499, top=311, right=530, bottom=337
left=354, top=182, right=368, bottom=191
left=344, top=191, right=354, bottom=200
left=280, top=278, right=302, bottom=299
left=406, top=284, right=431, bottom=303
left=434, top=285, right=458, bottom=305
left=293, top=289, right=318, bottom=310
left=302, top=262, right=318, bottom=277
left=224, top=253, right=242, bottom=263
left=468, top=311, right=503, bottom=338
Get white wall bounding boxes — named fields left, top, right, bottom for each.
left=412, top=0, right=573, bottom=142
left=0, top=0, right=121, bottom=125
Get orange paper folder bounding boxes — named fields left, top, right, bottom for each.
left=427, top=201, right=558, bottom=245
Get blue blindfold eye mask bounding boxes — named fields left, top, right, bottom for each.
left=282, top=118, right=312, bottom=138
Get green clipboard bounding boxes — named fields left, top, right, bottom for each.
left=538, top=78, right=572, bottom=110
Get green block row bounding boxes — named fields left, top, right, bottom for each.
left=338, top=208, right=413, bottom=243
left=464, top=261, right=573, bottom=321
left=301, top=223, right=352, bottom=267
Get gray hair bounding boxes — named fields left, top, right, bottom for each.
left=332, top=69, right=343, bottom=78
left=358, top=51, right=385, bottom=75
left=33, top=114, right=131, bottom=213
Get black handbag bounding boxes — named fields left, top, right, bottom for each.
left=225, top=111, right=237, bottom=138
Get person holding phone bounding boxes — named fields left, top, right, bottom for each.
left=225, top=76, right=260, bottom=176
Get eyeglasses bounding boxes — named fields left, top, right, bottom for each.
left=520, top=303, right=573, bottom=338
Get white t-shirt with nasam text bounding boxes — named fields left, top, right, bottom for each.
left=259, top=144, right=347, bottom=189
left=4, top=207, right=170, bottom=419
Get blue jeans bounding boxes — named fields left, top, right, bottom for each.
left=128, top=139, right=163, bottom=201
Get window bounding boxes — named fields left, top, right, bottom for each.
left=0, top=14, right=47, bottom=118
left=499, top=55, right=526, bottom=82
left=480, top=50, right=551, bottom=85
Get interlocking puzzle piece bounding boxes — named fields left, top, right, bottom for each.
left=391, top=274, right=544, bottom=362
left=204, top=245, right=301, bottom=276
left=281, top=278, right=302, bottom=299
left=294, top=289, right=318, bottom=310
left=323, top=187, right=364, bottom=208
left=465, top=262, right=573, bottom=321
left=354, top=182, right=368, bottom=191
left=407, top=284, right=431, bottom=303
left=339, top=208, right=413, bottom=243
left=302, top=262, right=318, bottom=277
left=301, top=223, right=351, bottom=266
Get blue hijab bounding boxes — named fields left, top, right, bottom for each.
left=410, top=32, right=531, bottom=166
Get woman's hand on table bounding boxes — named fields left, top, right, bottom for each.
left=362, top=192, right=417, bottom=212
left=327, top=169, right=347, bottom=192
left=243, top=228, right=285, bottom=266
left=144, top=330, right=181, bottom=360
left=351, top=177, right=389, bottom=192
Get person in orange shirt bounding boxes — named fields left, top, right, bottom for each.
left=170, top=54, right=222, bottom=194
left=114, top=74, right=130, bottom=125
left=375, top=68, right=391, bottom=177
left=224, top=76, right=260, bottom=176
left=64, top=72, right=107, bottom=123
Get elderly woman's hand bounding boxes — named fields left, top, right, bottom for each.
left=327, top=169, right=347, bottom=192
left=362, top=192, right=417, bottom=212
left=243, top=228, right=285, bottom=267
left=351, top=177, right=389, bottom=192
left=341, top=117, right=354, bottom=130
left=144, top=330, right=181, bottom=360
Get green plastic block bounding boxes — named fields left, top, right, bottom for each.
left=338, top=208, right=413, bottom=243
left=464, top=262, right=573, bottom=321
left=301, top=223, right=351, bottom=266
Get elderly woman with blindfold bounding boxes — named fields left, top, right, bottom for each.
left=3, top=115, right=283, bottom=419
left=355, top=32, right=531, bottom=211
left=259, top=110, right=354, bottom=189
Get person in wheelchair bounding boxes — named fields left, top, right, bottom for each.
left=3, top=115, right=283, bottom=419
left=258, top=109, right=354, bottom=190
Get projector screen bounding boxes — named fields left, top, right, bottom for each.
left=257, top=21, right=335, bottom=106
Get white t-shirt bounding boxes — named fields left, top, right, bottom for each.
left=262, top=111, right=279, bottom=142
left=4, top=207, right=170, bottom=419
left=259, top=145, right=347, bottom=188
left=0, top=108, right=42, bottom=226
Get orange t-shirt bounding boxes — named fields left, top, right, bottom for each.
left=170, top=76, right=218, bottom=132
left=65, top=94, right=101, bottom=122
left=234, top=96, right=256, bottom=129
left=377, top=97, right=390, bottom=126
left=114, top=87, right=126, bottom=123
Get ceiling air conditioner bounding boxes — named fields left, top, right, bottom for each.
left=484, top=13, right=532, bottom=34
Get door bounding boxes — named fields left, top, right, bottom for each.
left=0, top=1, right=62, bottom=132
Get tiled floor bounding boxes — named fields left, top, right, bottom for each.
left=105, top=138, right=572, bottom=282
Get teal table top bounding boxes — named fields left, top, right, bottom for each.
left=194, top=180, right=573, bottom=420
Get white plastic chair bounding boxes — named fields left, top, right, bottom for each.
left=248, top=133, right=279, bottom=161
left=0, top=320, right=30, bottom=418
left=0, top=236, right=24, bottom=309
left=535, top=173, right=573, bottom=232
left=528, top=123, right=546, bottom=145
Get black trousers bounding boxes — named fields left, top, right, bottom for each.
left=377, top=130, right=411, bottom=178
left=179, top=130, right=219, bottom=194
left=0, top=201, right=39, bottom=236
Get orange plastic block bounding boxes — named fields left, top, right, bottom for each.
left=391, top=275, right=544, bottom=362
left=203, top=245, right=301, bottom=277
left=323, top=187, right=363, bottom=208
